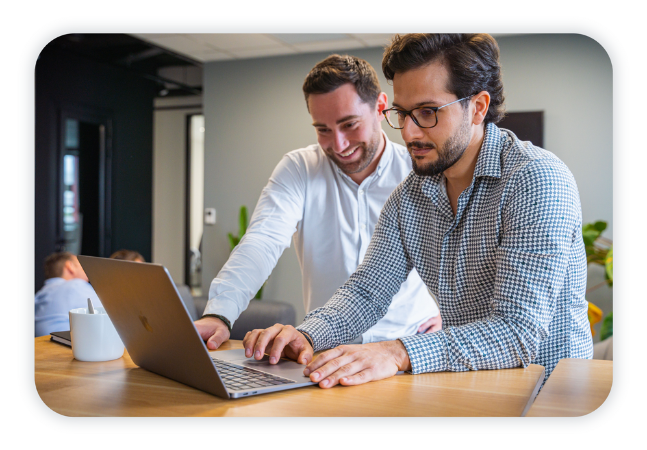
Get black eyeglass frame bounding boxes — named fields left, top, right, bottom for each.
left=382, top=96, right=473, bottom=129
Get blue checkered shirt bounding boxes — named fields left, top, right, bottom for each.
left=297, top=123, right=593, bottom=381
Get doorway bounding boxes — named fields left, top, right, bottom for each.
left=56, top=110, right=112, bottom=257
left=185, top=114, right=205, bottom=295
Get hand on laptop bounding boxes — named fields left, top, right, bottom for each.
left=242, top=324, right=313, bottom=366
left=195, top=316, right=231, bottom=350
left=244, top=323, right=413, bottom=389
left=302, top=340, right=411, bottom=388
left=418, top=313, right=442, bottom=334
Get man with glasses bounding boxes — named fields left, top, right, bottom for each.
left=243, top=34, right=593, bottom=387
left=195, top=54, right=440, bottom=350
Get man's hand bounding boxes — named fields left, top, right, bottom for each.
left=417, top=313, right=442, bottom=334
left=242, top=324, right=313, bottom=365
left=304, top=340, right=411, bottom=388
left=194, top=316, right=231, bottom=350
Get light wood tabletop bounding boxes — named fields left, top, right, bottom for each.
left=35, top=336, right=545, bottom=417
left=526, top=358, right=613, bottom=417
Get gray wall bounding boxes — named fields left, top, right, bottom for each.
left=201, top=34, right=613, bottom=328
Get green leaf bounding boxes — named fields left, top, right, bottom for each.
left=592, top=221, right=607, bottom=232
left=227, top=233, right=237, bottom=251
left=599, top=312, right=613, bottom=341
left=582, top=222, right=605, bottom=248
left=239, top=206, right=248, bottom=238
left=605, top=246, right=613, bottom=284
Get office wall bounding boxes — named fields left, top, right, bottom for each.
left=152, top=96, right=202, bottom=284
left=201, top=34, right=613, bottom=327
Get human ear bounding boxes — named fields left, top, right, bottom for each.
left=375, top=92, right=388, bottom=121
left=471, top=91, right=490, bottom=126
left=62, top=260, right=75, bottom=277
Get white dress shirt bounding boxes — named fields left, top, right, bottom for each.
left=204, top=132, right=439, bottom=343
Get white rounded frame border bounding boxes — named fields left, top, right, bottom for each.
left=14, top=14, right=634, bottom=435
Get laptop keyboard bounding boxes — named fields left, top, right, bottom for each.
left=212, top=357, right=296, bottom=391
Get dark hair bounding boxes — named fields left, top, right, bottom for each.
left=382, top=34, right=505, bottom=124
left=44, top=252, right=74, bottom=279
left=302, top=54, right=381, bottom=109
left=110, top=249, right=144, bottom=262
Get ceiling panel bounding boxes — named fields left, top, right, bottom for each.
left=292, top=39, right=367, bottom=53
left=270, top=33, right=351, bottom=44
left=187, top=33, right=285, bottom=50
left=133, top=33, right=491, bottom=63
left=134, top=34, right=208, bottom=55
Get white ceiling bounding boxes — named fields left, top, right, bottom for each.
left=132, top=33, right=396, bottom=62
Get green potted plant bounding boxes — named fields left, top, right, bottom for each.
left=583, top=221, right=613, bottom=340
left=227, top=206, right=264, bottom=300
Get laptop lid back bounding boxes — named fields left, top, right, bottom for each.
left=77, top=256, right=228, bottom=398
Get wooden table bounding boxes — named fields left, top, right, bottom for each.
left=35, top=336, right=545, bottom=417
left=526, top=358, right=613, bottom=417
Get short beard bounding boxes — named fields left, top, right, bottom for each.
left=408, top=110, right=471, bottom=177
left=328, top=127, right=381, bottom=176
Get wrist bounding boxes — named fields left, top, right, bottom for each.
left=387, top=339, right=411, bottom=372
left=201, top=314, right=232, bottom=332
left=297, top=330, right=314, bottom=349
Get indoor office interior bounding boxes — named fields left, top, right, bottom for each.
left=34, top=33, right=613, bottom=347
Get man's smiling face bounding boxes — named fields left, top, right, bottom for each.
left=308, top=83, right=384, bottom=178
left=392, top=60, right=473, bottom=177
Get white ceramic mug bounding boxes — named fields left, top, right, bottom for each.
left=69, top=307, right=125, bottom=362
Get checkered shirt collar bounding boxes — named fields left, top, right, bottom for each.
left=420, top=122, right=502, bottom=201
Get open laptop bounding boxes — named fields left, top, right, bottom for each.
left=78, top=255, right=316, bottom=399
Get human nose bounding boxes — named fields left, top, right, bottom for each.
left=400, top=114, right=423, bottom=142
left=331, top=130, right=350, bottom=153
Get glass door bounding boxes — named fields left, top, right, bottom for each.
left=57, top=110, right=112, bottom=257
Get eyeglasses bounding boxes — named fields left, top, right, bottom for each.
left=382, top=96, right=473, bottom=129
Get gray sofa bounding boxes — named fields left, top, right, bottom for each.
left=592, top=336, right=613, bottom=360
left=192, top=295, right=296, bottom=340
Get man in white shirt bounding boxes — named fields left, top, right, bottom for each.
left=195, top=55, right=440, bottom=350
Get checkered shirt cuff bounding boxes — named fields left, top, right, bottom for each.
left=399, top=332, right=448, bottom=374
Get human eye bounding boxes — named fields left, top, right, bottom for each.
left=393, top=109, right=407, bottom=120
left=418, top=108, right=435, bottom=118
left=344, top=121, right=358, bottom=129
left=316, top=127, right=330, bottom=134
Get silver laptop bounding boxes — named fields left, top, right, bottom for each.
left=78, top=255, right=316, bottom=399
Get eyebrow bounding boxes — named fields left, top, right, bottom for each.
left=391, top=100, right=440, bottom=109
left=312, top=114, right=361, bottom=127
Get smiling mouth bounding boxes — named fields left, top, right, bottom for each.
left=340, top=146, right=359, bottom=158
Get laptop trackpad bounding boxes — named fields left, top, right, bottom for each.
left=210, top=349, right=311, bottom=381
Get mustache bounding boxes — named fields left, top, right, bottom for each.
left=407, top=141, right=436, bottom=150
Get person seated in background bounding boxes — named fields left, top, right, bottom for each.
left=110, top=249, right=145, bottom=262
left=34, top=252, right=102, bottom=337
